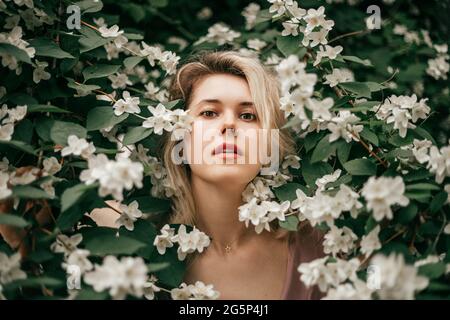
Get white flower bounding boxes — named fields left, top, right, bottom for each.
left=159, top=51, right=180, bottom=75
left=0, top=123, right=13, bottom=141
left=108, top=73, right=132, bottom=90
left=247, top=38, right=267, bottom=51
left=80, top=154, right=144, bottom=201
left=370, top=253, right=429, bottom=299
left=362, top=176, right=409, bottom=221
left=50, top=233, right=83, bottom=257
left=2, top=104, right=27, bottom=124
left=323, top=225, right=357, bottom=256
left=60, top=135, right=95, bottom=159
left=327, top=110, right=363, bottom=143
left=322, top=279, right=373, bottom=300
left=0, top=171, right=11, bottom=199
left=143, top=276, right=161, bottom=300
left=99, top=25, right=124, bottom=38
left=171, top=281, right=220, bottom=300
left=313, top=45, right=343, bottom=66
left=282, top=154, right=300, bottom=170
left=84, top=256, right=148, bottom=300
left=115, top=200, right=143, bottom=231
left=411, top=139, right=432, bottom=164
left=197, top=23, right=241, bottom=45
left=0, top=252, right=27, bottom=285
left=171, top=225, right=211, bottom=261
left=170, top=108, right=194, bottom=141
left=324, top=68, right=354, bottom=87
left=62, top=249, right=93, bottom=274
left=306, top=97, right=334, bottom=121
left=426, top=55, right=449, bottom=80
left=32, top=59, right=50, bottom=83
left=40, top=180, right=55, bottom=198
left=426, top=145, right=450, bottom=184
left=281, top=20, right=299, bottom=36
left=360, top=225, right=382, bottom=257
left=9, top=167, right=39, bottom=185
left=112, top=91, right=140, bottom=116
left=42, top=157, right=61, bottom=176
left=315, top=169, right=341, bottom=192
left=444, top=222, right=450, bottom=234
left=153, top=224, right=176, bottom=255
left=241, top=3, right=260, bottom=30
left=142, top=103, right=174, bottom=135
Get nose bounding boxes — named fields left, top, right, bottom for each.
left=220, top=109, right=237, bottom=136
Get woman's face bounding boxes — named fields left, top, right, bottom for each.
left=183, top=73, right=264, bottom=186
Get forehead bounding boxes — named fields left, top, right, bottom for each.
left=189, top=73, right=253, bottom=108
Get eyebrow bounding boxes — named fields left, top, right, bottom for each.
left=193, top=99, right=255, bottom=109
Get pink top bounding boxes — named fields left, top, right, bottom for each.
left=280, top=225, right=325, bottom=300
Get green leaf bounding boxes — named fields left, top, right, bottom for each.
left=343, top=158, right=377, bottom=176
left=339, top=82, right=371, bottom=98
left=429, top=191, right=448, bottom=214
left=365, top=82, right=386, bottom=92
left=148, top=262, right=170, bottom=273
left=273, top=183, right=307, bottom=202
left=0, top=214, right=29, bottom=228
left=6, top=277, right=64, bottom=290
left=83, top=64, right=121, bottom=81
left=0, top=140, right=36, bottom=155
left=0, top=43, right=31, bottom=64
left=276, top=35, right=306, bottom=58
left=279, top=215, right=299, bottom=231
left=311, top=134, right=336, bottom=163
left=395, top=203, right=418, bottom=224
left=405, top=183, right=441, bottom=191
left=61, top=183, right=98, bottom=212
left=341, top=55, right=372, bottom=66
left=122, top=127, right=153, bottom=145
left=336, top=140, right=352, bottom=165
left=418, top=262, right=446, bottom=280
left=66, top=77, right=101, bottom=95
left=27, top=104, right=70, bottom=113
left=414, top=126, right=437, bottom=145
left=12, top=185, right=54, bottom=199
left=75, top=0, right=103, bottom=13
left=301, top=159, right=333, bottom=187
left=50, top=120, right=87, bottom=145
left=123, top=56, right=144, bottom=69
left=254, top=9, right=273, bottom=25
left=86, top=107, right=129, bottom=131
left=84, top=233, right=147, bottom=256
left=359, top=127, right=379, bottom=146
left=149, top=0, right=169, bottom=8
left=78, top=26, right=110, bottom=53
left=28, top=38, right=74, bottom=59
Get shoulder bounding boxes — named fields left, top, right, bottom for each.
left=294, top=222, right=326, bottom=261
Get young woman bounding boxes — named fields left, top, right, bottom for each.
left=159, top=50, right=325, bottom=299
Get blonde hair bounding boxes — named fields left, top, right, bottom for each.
left=160, top=50, right=297, bottom=240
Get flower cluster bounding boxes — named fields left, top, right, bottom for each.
left=171, top=281, right=220, bottom=300
left=0, top=104, right=27, bottom=141
left=154, top=224, right=211, bottom=261
left=411, top=138, right=450, bottom=184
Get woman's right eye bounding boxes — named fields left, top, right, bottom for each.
left=200, top=110, right=217, bottom=118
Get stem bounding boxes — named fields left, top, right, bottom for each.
left=348, top=129, right=388, bottom=168
left=328, top=30, right=369, bottom=44
left=81, top=20, right=100, bottom=32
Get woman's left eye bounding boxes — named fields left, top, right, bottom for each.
left=240, top=113, right=257, bottom=121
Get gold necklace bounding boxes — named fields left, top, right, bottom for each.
left=210, top=237, right=239, bottom=253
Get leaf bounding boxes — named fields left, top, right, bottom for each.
left=0, top=140, right=36, bottom=155
left=0, top=43, right=31, bottom=64
left=429, top=191, right=448, bottom=214
left=148, top=262, right=170, bottom=273
left=339, top=82, right=371, bottom=98
left=86, top=107, right=129, bottom=131
left=360, top=128, right=379, bottom=146
left=343, top=158, right=377, bottom=176
left=28, top=38, right=74, bottom=59
left=365, top=82, right=386, bottom=92
left=78, top=26, right=110, bottom=53
left=341, top=55, right=372, bottom=66
left=27, top=104, right=70, bottom=113
left=61, top=183, right=98, bottom=212
left=149, top=0, right=169, bottom=8
left=6, top=277, right=64, bottom=290
left=254, top=9, right=273, bottom=25
left=273, top=183, right=308, bottom=202
left=311, top=134, right=336, bottom=163
left=276, top=35, right=306, bottom=58
left=75, top=0, right=103, bottom=13
left=301, top=159, right=333, bottom=187
left=336, top=140, right=352, bottom=165
left=122, top=127, right=153, bottom=145
left=418, top=262, right=446, bottom=280
left=414, top=126, right=437, bottom=145
left=405, top=183, right=441, bottom=191
left=395, top=203, right=418, bottom=224
left=0, top=214, right=29, bottom=228
left=12, top=185, right=54, bottom=199
left=84, top=233, right=147, bottom=256
left=123, top=56, right=144, bottom=69
left=50, top=120, right=87, bottom=145
left=82, top=64, right=121, bottom=81
left=279, top=215, right=299, bottom=231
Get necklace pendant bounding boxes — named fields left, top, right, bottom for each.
left=225, top=245, right=231, bottom=253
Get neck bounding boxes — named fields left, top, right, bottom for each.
left=191, top=176, right=255, bottom=255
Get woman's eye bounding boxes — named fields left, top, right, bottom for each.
left=200, top=110, right=217, bottom=118
left=240, top=113, right=257, bottom=121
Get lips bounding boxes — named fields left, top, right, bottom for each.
left=212, top=143, right=243, bottom=156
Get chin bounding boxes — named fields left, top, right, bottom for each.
left=190, top=164, right=260, bottom=185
